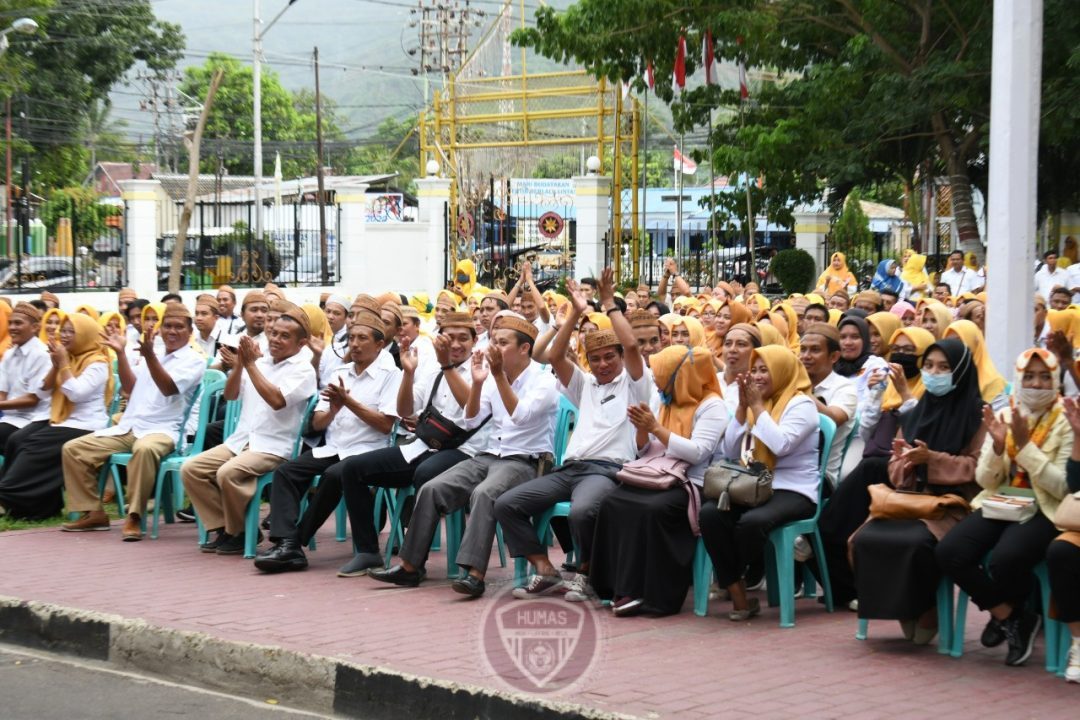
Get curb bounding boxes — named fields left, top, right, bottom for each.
left=0, top=595, right=635, bottom=720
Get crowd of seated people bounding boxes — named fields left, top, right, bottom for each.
left=0, top=253, right=1076, bottom=686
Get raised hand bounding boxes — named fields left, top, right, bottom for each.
left=1008, top=398, right=1030, bottom=450
left=565, top=278, right=589, bottom=315
left=138, top=325, right=157, bottom=359
left=982, top=404, right=1007, bottom=454
left=598, top=267, right=616, bottom=306
left=48, top=339, right=68, bottom=367
left=485, top=342, right=504, bottom=376
left=308, top=334, right=326, bottom=356
left=321, top=376, right=347, bottom=412
left=1063, top=396, right=1080, bottom=437
left=238, top=335, right=257, bottom=367
left=888, top=363, right=909, bottom=398
left=400, top=346, right=418, bottom=374
left=664, top=257, right=678, bottom=277
left=627, top=402, right=659, bottom=433
left=100, top=326, right=126, bottom=354
left=433, top=333, right=452, bottom=366
left=1047, top=330, right=1072, bottom=363
left=470, top=348, right=489, bottom=384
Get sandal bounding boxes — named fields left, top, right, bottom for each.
left=728, top=597, right=761, bottom=622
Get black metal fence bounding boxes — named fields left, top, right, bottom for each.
left=823, top=231, right=951, bottom=291
left=0, top=193, right=124, bottom=294
left=156, top=200, right=340, bottom=291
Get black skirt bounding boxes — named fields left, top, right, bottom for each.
left=588, top=485, right=697, bottom=615
left=852, top=518, right=940, bottom=620
left=0, top=425, right=92, bottom=520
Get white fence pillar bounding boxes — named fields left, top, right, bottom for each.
left=120, top=179, right=162, bottom=297
left=414, top=176, right=451, bottom=293
left=336, top=183, right=369, bottom=293
left=986, top=0, right=1042, bottom=375
left=793, top=210, right=831, bottom=280
left=572, top=173, right=611, bottom=279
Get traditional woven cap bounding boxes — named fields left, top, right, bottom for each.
left=353, top=294, right=382, bottom=314
left=118, top=287, right=137, bottom=301
left=319, top=292, right=330, bottom=304
left=195, top=294, right=219, bottom=312
left=352, top=310, right=387, bottom=337
left=440, top=311, right=474, bottom=331
left=626, top=309, right=659, bottom=329
left=583, top=329, right=619, bottom=352
left=483, top=290, right=509, bottom=307
left=803, top=321, right=841, bottom=342
left=436, top=289, right=459, bottom=308
left=400, top=305, right=420, bottom=320
left=375, top=291, right=399, bottom=307
left=41, top=291, right=60, bottom=306
left=325, top=293, right=351, bottom=311
left=242, top=291, right=269, bottom=309
left=263, top=282, right=283, bottom=298
left=380, top=302, right=404, bottom=324
left=12, top=301, right=42, bottom=323
left=273, top=300, right=311, bottom=336
left=162, top=301, right=192, bottom=320
left=493, top=313, right=538, bottom=341
left=218, top=284, right=237, bottom=298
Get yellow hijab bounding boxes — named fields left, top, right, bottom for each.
left=51, top=313, right=113, bottom=425
left=302, top=303, right=333, bottom=344
left=817, top=252, right=857, bottom=296
left=141, top=303, right=166, bottom=334
left=670, top=315, right=707, bottom=348
left=75, top=304, right=100, bottom=321
left=1047, top=309, right=1080, bottom=350
left=900, top=253, right=930, bottom=295
left=454, top=258, right=479, bottom=297
left=944, top=319, right=1007, bottom=403
left=650, top=345, right=721, bottom=440
left=827, top=308, right=842, bottom=326
left=747, top=345, right=812, bottom=470
left=881, top=327, right=935, bottom=411
left=97, top=311, right=127, bottom=362
left=39, top=308, right=67, bottom=343
left=0, top=302, right=9, bottom=360
left=770, top=304, right=800, bottom=353
left=866, top=312, right=902, bottom=359
left=920, top=302, right=953, bottom=339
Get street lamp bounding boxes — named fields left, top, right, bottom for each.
left=0, top=17, right=38, bottom=54
left=253, top=0, right=299, bottom=244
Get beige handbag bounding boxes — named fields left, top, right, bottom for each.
left=1056, top=491, right=1080, bottom=532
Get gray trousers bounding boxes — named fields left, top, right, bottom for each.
left=399, top=453, right=536, bottom=574
left=494, top=460, right=621, bottom=567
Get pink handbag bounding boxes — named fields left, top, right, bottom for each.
left=616, top=441, right=700, bottom=535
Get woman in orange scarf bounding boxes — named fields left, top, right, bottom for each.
left=589, top=345, right=726, bottom=617
left=944, top=319, right=1008, bottom=408
left=0, top=302, right=11, bottom=359
left=816, top=252, right=858, bottom=297
left=0, top=314, right=112, bottom=520
left=700, top=345, right=819, bottom=621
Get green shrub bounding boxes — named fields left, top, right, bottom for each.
left=770, top=248, right=817, bottom=295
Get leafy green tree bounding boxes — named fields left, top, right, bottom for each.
left=40, top=186, right=121, bottom=244
left=770, top=248, right=816, bottom=294
left=343, top=116, right=420, bottom=193
left=830, top=191, right=873, bottom=260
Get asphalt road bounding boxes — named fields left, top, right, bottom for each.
left=0, top=644, right=334, bottom=719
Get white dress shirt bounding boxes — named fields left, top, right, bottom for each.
left=57, top=362, right=110, bottom=431
left=939, top=267, right=981, bottom=297
left=721, top=395, right=820, bottom=503
left=464, top=360, right=557, bottom=457
left=215, top=314, right=245, bottom=336
left=318, top=329, right=350, bottom=389
left=1066, top=264, right=1080, bottom=304
left=213, top=331, right=268, bottom=368
left=661, top=396, right=729, bottom=486
left=193, top=329, right=220, bottom=358
left=560, top=365, right=652, bottom=464
left=312, top=358, right=401, bottom=460
left=224, top=352, right=318, bottom=458
left=401, top=360, right=490, bottom=462
left=97, top=345, right=207, bottom=440
left=0, top=337, right=53, bottom=426
left=812, top=371, right=858, bottom=487
left=1035, top=265, right=1069, bottom=302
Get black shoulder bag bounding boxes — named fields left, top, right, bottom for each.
left=414, top=371, right=490, bottom=450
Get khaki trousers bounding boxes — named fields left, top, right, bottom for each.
left=62, top=431, right=175, bottom=515
left=180, top=444, right=283, bottom=535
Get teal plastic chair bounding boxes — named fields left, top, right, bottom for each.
left=1056, top=623, right=1073, bottom=679
left=98, top=371, right=216, bottom=525
left=693, top=413, right=836, bottom=626
left=856, top=577, right=955, bottom=654
left=951, top=560, right=1063, bottom=671
left=195, top=396, right=243, bottom=545
left=242, top=395, right=319, bottom=558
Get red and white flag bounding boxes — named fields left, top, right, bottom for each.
left=703, top=30, right=718, bottom=86
left=673, top=35, right=687, bottom=93
left=673, top=146, right=697, bottom=175
left=645, top=61, right=655, bottom=90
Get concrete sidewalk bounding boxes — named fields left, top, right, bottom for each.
left=0, top=517, right=1076, bottom=719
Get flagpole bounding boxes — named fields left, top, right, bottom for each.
left=708, top=107, right=717, bottom=283
left=676, top=138, right=684, bottom=262
left=642, top=89, right=648, bottom=284
left=741, top=104, right=755, bottom=285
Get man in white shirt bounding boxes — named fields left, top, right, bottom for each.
left=211, top=291, right=269, bottom=370
left=473, top=290, right=509, bottom=352
left=497, top=269, right=650, bottom=601
left=61, top=303, right=207, bottom=538
left=0, top=304, right=52, bottom=456
left=182, top=304, right=317, bottom=555
left=214, top=285, right=245, bottom=336
left=397, top=305, right=436, bottom=367
left=798, top=323, right=858, bottom=488
left=193, top=294, right=222, bottom=358
left=253, top=310, right=400, bottom=573
left=507, top=261, right=551, bottom=334
left=371, top=312, right=558, bottom=596
left=939, top=250, right=981, bottom=297
left=1035, top=250, right=1068, bottom=302
left=313, top=294, right=351, bottom=388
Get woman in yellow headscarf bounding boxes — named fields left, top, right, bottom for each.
left=2, top=313, right=113, bottom=521
left=816, top=252, right=858, bottom=297
left=576, top=311, right=613, bottom=369
left=141, top=303, right=166, bottom=335
left=758, top=322, right=787, bottom=347
left=74, top=304, right=100, bottom=321
left=454, top=258, right=479, bottom=297
left=770, top=304, right=800, bottom=353
left=1046, top=308, right=1080, bottom=351
left=700, top=344, right=818, bottom=621
left=944, top=319, right=1008, bottom=406
left=0, top=301, right=10, bottom=359
left=866, top=311, right=902, bottom=359
left=668, top=315, right=706, bottom=348
left=900, top=252, right=931, bottom=301
left=39, top=308, right=66, bottom=344
left=590, top=345, right=725, bottom=616
left=97, top=311, right=127, bottom=364
left=919, top=302, right=953, bottom=339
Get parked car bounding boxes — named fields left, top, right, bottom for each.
left=277, top=254, right=338, bottom=285
left=0, top=256, right=97, bottom=292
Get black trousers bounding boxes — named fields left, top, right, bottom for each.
left=203, top=419, right=225, bottom=450
left=300, top=446, right=469, bottom=553
left=699, top=490, right=816, bottom=588
left=267, top=450, right=342, bottom=542
left=0, top=420, right=47, bottom=478
left=1047, top=539, right=1080, bottom=623
left=935, top=509, right=1059, bottom=611
left=812, top=456, right=891, bottom=604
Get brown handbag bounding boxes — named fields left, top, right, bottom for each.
left=867, top=483, right=970, bottom=521
left=1056, top=491, right=1080, bottom=532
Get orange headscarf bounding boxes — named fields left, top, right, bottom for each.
left=650, top=345, right=722, bottom=439
left=866, top=311, right=902, bottom=359
left=817, top=252, right=857, bottom=296
left=747, top=345, right=812, bottom=470
left=881, top=327, right=935, bottom=411
left=758, top=323, right=786, bottom=347
left=1047, top=309, right=1080, bottom=350
left=0, top=302, right=10, bottom=359
left=51, top=313, right=113, bottom=425
left=944, top=319, right=1007, bottom=403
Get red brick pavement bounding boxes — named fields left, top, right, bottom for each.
left=1, top=518, right=1076, bottom=718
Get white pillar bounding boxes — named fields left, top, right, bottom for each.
left=416, top=175, right=450, bottom=225
left=986, top=0, right=1042, bottom=375
left=414, top=175, right=451, bottom=292
left=120, top=179, right=162, bottom=297
left=572, top=173, right=611, bottom=279
left=793, top=210, right=830, bottom=280
left=336, top=183, right=369, bottom=293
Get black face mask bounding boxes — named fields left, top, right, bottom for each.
left=892, top=352, right=920, bottom=379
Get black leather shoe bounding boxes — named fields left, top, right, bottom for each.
left=981, top=616, right=1006, bottom=648
left=254, top=539, right=308, bottom=573
left=200, top=530, right=228, bottom=553
left=451, top=574, right=486, bottom=598
left=175, top=505, right=196, bottom=523
left=215, top=533, right=247, bottom=555
left=369, top=564, right=424, bottom=587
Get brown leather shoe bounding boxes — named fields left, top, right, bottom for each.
left=121, top=513, right=142, bottom=542
left=61, top=510, right=111, bottom=532
left=101, top=487, right=116, bottom=504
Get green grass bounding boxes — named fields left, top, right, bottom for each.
left=0, top=503, right=124, bottom=533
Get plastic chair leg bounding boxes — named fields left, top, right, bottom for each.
left=951, top=588, right=970, bottom=658
left=430, top=518, right=441, bottom=551
left=692, top=538, right=711, bottom=617
left=496, top=523, right=507, bottom=568
left=1033, top=563, right=1061, bottom=673
left=445, top=510, right=464, bottom=578
left=335, top=498, right=347, bottom=542
left=771, top=532, right=798, bottom=628
left=936, top=578, right=954, bottom=655
left=809, top=530, right=834, bottom=612
left=856, top=618, right=869, bottom=640
left=150, top=466, right=169, bottom=539
left=244, top=476, right=271, bottom=558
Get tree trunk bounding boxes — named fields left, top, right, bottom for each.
left=947, top=167, right=982, bottom=258
left=169, top=69, right=224, bottom=294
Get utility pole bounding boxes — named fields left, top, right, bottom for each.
left=19, top=97, right=28, bottom=282
left=314, top=46, right=328, bottom=285
left=5, top=99, right=11, bottom=259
